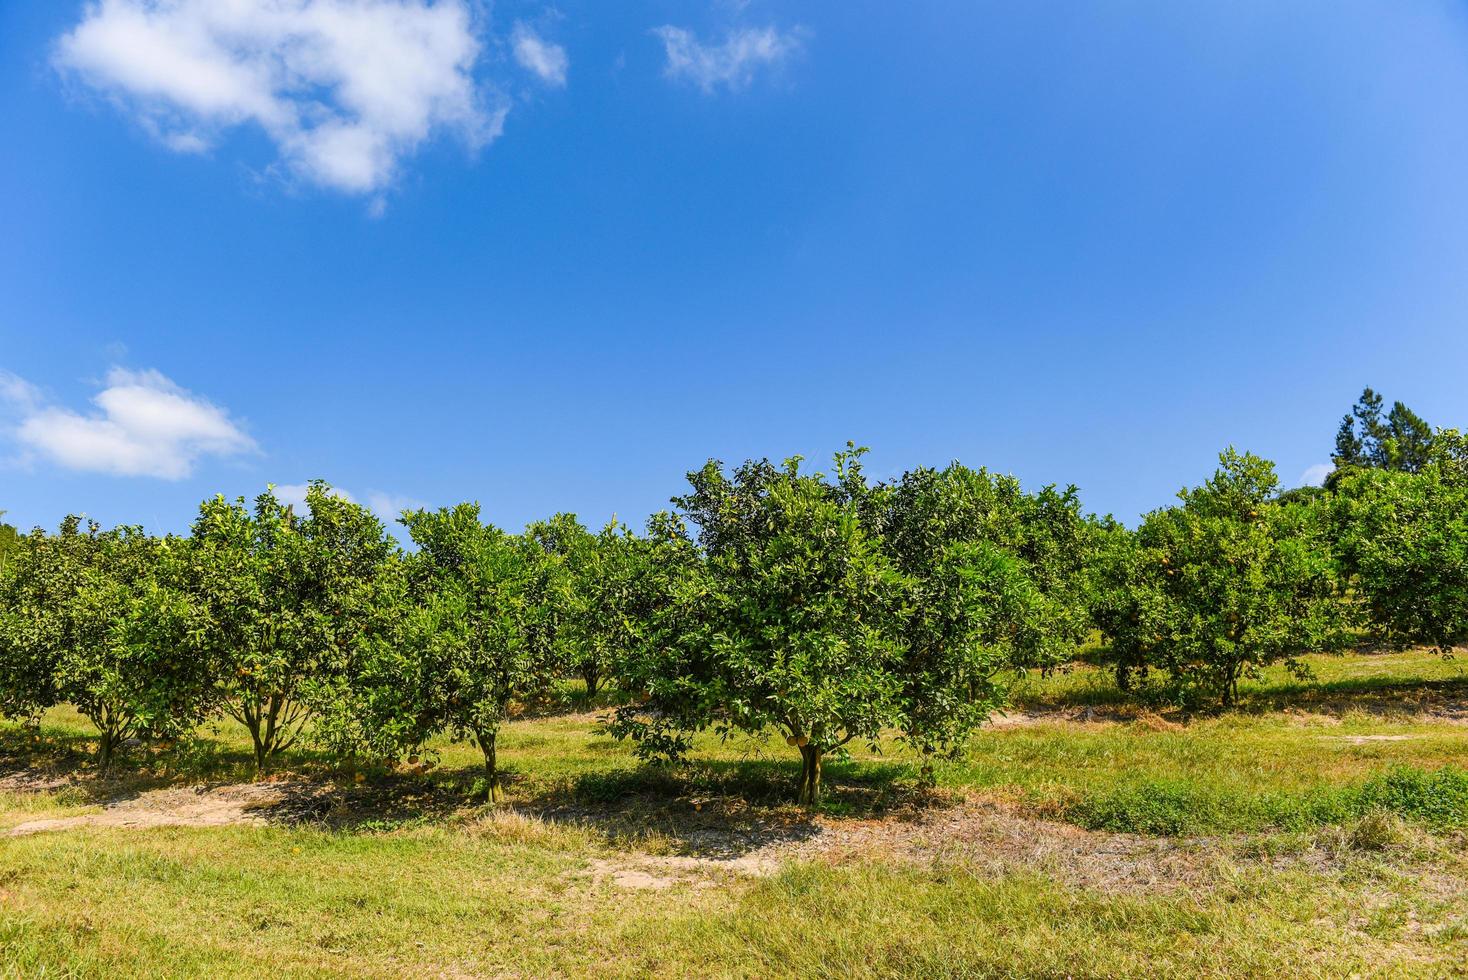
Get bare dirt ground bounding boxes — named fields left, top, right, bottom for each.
left=991, top=691, right=1468, bottom=729
left=1, top=771, right=1192, bottom=890
left=11, top=773, right=1457, bottom=906
left=3, top=778, right=333, bottom=837
left=567, top=797, right=1214, bottom=893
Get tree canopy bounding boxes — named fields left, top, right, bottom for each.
left=1095, top=449, right=1350, bottom=707
left=1333, top=387, right=1435, bottom=477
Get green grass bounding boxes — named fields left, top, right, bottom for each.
left=941, top=713, right=1468, bottom=835
left=962, top=649, right=1468, bottom=835
left=3, top=821, right=1465, bottom=977
left=1006, top=646, right=1468, bottom=711
left=3, top=649, right=1468, bottom=976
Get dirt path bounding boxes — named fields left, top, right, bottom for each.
left=4, top=775, right=1195, bottom=893
left=569, top=797, right=1221, bottom=892
left=4, top=781, right=323, bottom=837
left=6, top=776, right=1460, bottom=905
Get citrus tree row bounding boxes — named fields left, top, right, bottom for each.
left=1, top=438, right=1464, bottom=803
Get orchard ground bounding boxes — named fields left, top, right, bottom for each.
left=2, top=649, right=1467, bottom=977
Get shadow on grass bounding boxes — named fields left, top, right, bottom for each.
left=505, top=756, right=951, bottom=857
left=1235, top=674, right=1468, bottom=720
left=303, top=754, right=948, bottom=859
left=1, top=721, right=949, bottom=858
left=514, top=683, right=638, bottom=720
left=1006, top=653, right=1468, bottom=723
left=0, top=724, right=393, bottom=811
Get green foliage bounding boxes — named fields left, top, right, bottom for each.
left=880, top=465, right=1098, bottom=672
left=528, top=513, right=655, bottom=698
left=0, top=510, right=19, bottom=574
left=1095, top=449, right=1350, bottom=707
left=5, top=430, right=1466, bottom=805
left=0, top=518, right=212, bottom=768
left=343, top=503, right=569, bottom=800
left=612, top=447, right=1081, bottom=804
left=612, top=447, right=910, bottom=804
left=1332, top=386, right=1435, bottom=478
left=186, top=482, right=393, bottom=773
left=1333, top=461, right=1468, bottom=652
left=878, top=464, right=1092, bottom=777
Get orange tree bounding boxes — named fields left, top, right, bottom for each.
left=338, top=504, right=568, bottom=801
left=613, top=446, right=1087, bottom=804
left=876, top=464, right=1080, bottom=781
left=186, top=483, right=393, bottom=774
left=611, top=448, right=908, bottom=805
left=1096, top=449, right=1349, bottom=708
left=0, top=518, right=211, bottom=769
left=1332, top=432, right=1468, bottom=653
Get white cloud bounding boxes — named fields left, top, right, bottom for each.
left=1300, top=463, right=1334, bottom=487
left=270, top=483, right=423, bottom=523
left=366, top=490, right=427, bottom=520
left=3, top=368, right=257, bottom=480
left=0, top=372, right=42, bottom=414
left=271, top=483, right=355, bottom=510
left=54, top=0, right=502, bottom=196
left=512, top=23, right=567, bottom=87
left=651, top=24, right=802, bottom=93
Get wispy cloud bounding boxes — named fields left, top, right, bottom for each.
left=54, top=0, right=503, bottom=197
left=270, top=483, right=355, bottom=510
left=271, top=483, right=425, bottom=524
left=0, top=372, right=42, bottom=414
left=2, top=367, right=256, bottom=480
left=651, top=24, right=802, bottom=93
left=366, top=490, right=428, bottom=521
left=1300, top=463, right=1334, bottom=487
left=512, top=23, right=567, bottom=87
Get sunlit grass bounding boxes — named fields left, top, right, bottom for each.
left=3, top=649, right=1467, bottom=976
left=5, top=650, right=1467, bottom=836
left=2, top=822, right=1463, bottom=978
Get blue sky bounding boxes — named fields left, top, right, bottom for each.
left=4, top=1, right=1468, bottom=536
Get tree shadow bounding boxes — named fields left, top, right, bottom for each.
left=0, top=720, right=949, bottom=856
left=1238, top=675, right=1468, bottom=721
left=244, top=752, right=952, bottom=860
left=502, top=756, right=952, bottom=858
left=512, top=684, right=638, bottom=720
left=1006, top=650, right=1468, bottom=723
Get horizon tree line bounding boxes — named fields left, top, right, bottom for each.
left=0, top=388, right=1464, bottom=803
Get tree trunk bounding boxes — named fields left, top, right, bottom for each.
left=1221, top=663, right=1241, bottom=708
left=240, top=691, right=302, bottom=776
left=918, top=754, right=937, bottom=788
left=87, top=704, right=125, bottom=774
left=96, top=727, right=117, bottom=773
left=479, top=730, right=502, bottom=804
left=582, top=665, right=600, bottom=699
left=241, top=697, right=271, bottom=776
left=251, top=730, right=269, bottom=775
left=797, top=743, right=823, bottom=806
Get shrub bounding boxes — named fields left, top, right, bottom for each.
left=186, top=483, right=394, bottom=773
left=1333, top=462, right=1468, bottom=653
left=1356, top=766, right=1468, bottom=830
left=0, top=518, right=213, bottom=769
left=1094, top=449, right=1350, bottom=708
